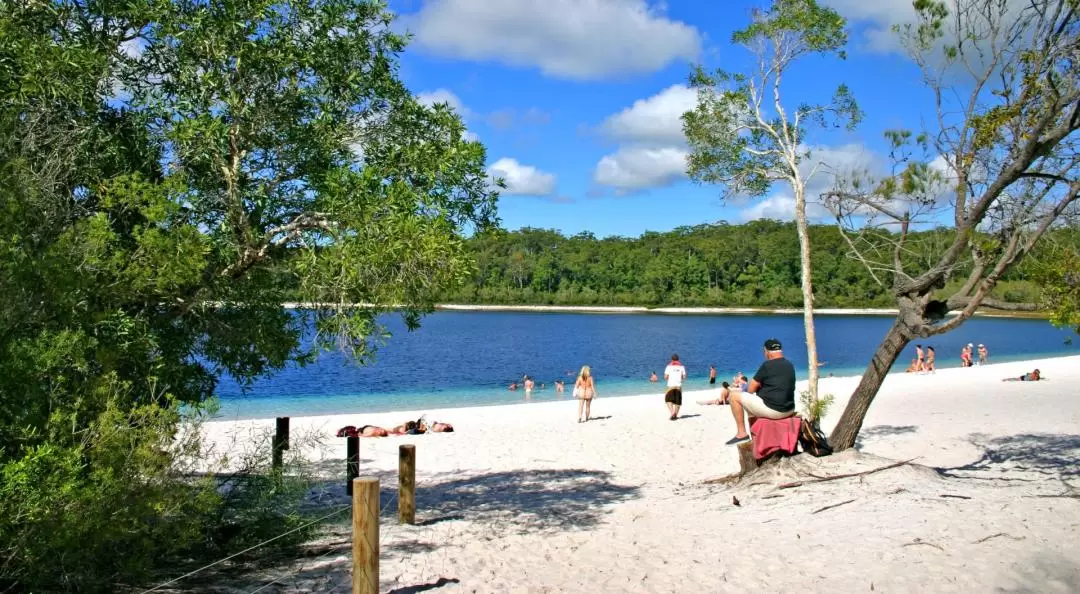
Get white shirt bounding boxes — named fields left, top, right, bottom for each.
left=664, top=362, right=686, bottom=388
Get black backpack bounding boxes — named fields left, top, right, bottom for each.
left=799, top=418, right=833, bottom=457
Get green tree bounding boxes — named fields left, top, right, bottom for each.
left=683, top=0, right=861, bottom=402
left=822, top=0, right=1079, bottom=450
left=0, top=0, right=496, bottom=589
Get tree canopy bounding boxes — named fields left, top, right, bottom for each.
left=0, top=0, right=495, bottom=589
left=442, top=221, right=1054, bottom=309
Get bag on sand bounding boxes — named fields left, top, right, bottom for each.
left=799, top=418, right=833, bottom=457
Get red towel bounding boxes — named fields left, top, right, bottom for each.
left=750, top=416, right=801, bottom=460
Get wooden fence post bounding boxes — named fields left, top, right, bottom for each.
left=272, top=416, right=290, bottom=470
left=351, top=477, right=379, bottom=594
left=398, top=444, right=416, bottom=525
left=346, top=436, right=360, bottom=496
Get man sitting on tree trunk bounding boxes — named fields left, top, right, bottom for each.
left=726, top=338, right=797, bottom=445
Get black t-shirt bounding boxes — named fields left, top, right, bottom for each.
left=752, top=357, right=796, bottom=413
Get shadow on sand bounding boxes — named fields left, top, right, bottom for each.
left=936, top=432, right=1080, bottom=479
left=415, top=468, right=641, bottom=536
left=855, top=424, right=919, bottom=448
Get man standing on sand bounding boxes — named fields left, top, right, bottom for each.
left=709, top=365, right=717, bottom=385
left=726, top=338, right=797, bottom=445
left=664, top=354, right=687, bottom=420
left=978, top=344, right=988, bottom=365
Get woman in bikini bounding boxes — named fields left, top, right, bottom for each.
left=575, top=365, right=596, bottom=423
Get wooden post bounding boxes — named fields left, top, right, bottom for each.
left=398, top=444, right=416, bottom=525
left=346, top=436, right=360, bottom=496
left=276, top=417, right=290, bottom=449
left=272, top=416, right=290, bottom=470
left=351, top=477, right=379, bottom=594
left=737, top=440, right=758, bottom=475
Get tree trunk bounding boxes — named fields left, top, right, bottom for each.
left=793, top=187, right=820, bottom=402
left=829, top=317, right=911, bottom=451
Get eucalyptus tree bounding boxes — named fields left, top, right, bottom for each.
left=821, top=0, right=1080, bottom=450
left=683, top=0, right=861, bottom=403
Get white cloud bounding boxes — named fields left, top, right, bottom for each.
left=739, top=195, right=836, bottom=222
left=593, top=146, right=688, bottom=191
left=739, top=144, right=878, bottom=221
left=402, top=0, right=702, bottom=80
left=488, top=157, right=557, bottom=196
left=599, top=84, right=697, bottom=145
left=416, top=88, right=480, bottom=142
left=821, top=0, right=1028, bottom=55
left=416, top=88, right=468, bottom=115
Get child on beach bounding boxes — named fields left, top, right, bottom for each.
left=574, top=365, right=596, bottom=423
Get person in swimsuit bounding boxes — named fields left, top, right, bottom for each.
left=575, top=365, right=596, bottom=423
left=925, top=346, right=936, bottom=373
left=709, top=365, right=717, bottom=385
left=336, top=425, right=390, bottom=438
left=429, top=421, right=455, bottom=432
left=555, top=380, right=565, bottom=394
left=523, top=376, right=535, bottom=399
left=698, top=381, right=731, bottom=406
left=1003, top=369, right=1042, bottom=381
left=915, top=344, right=924, bottom=372
left=978, top=344, right=988, bottom=365
left=649, top=371, right=658, bottom=382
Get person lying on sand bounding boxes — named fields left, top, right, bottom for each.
left=1002, top=369, right=1043, bottom=382
left=390, top=420, right=426, bottom=435
left=427, top=421, right=455, bottom=433
left=336, top=425, right=389, bottom=438
left=698, top=382, right=731, bottom=406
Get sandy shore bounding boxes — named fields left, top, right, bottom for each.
left=201, top=355, right=1080, bottom=592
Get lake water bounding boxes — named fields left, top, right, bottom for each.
left=213, top=311, right=1077, bottom=420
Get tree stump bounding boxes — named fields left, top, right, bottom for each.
left=737, top=440, right=758, bottom=475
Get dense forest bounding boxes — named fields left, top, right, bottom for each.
left=443, top=220, right=1053, bottom=308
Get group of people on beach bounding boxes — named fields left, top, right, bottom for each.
left=654, top=339, right=797, bottom=445
left=907, top=342, right=990, bottom=373
left=567, top=338, right=798, bottom=447
left=337, top=417, right=454, bottom=438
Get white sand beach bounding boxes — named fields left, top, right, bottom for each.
left=201, top=355, right=1080, bottom=593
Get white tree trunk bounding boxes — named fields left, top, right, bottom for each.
left=793, top=183, right=820, bottom=402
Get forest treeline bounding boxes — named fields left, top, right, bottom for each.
left=443, top=220, right=1055, bottom=308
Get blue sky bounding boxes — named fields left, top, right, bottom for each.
left=388, top=0, right=940, bottom=238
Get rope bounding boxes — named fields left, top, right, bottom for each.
left=243, top=488, right=401, bottom=593
left=142, top=504, right=350, bottom=593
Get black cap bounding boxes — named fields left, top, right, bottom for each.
left=764, top=338, right=783, bottom=351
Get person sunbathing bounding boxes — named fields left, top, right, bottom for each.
left=697, top=382, right=732, bottom=406
left=1002, top=369, right=1043, bottom=382
left=390, top=420, right=426, bottom=435
left=336, top=425, right=389, bottom=438
left=428, top=421, right=455, bottom=433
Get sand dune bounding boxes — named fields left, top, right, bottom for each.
left=200, top=356, right=1080, bottom=593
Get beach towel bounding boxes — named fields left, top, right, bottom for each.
left=750, top=416, right=801, bottom=460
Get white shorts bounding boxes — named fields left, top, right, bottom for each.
left=738, top=393, right=796, bottom=420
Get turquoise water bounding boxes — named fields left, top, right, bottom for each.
left=212, top=312, right=1077, bottom=419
